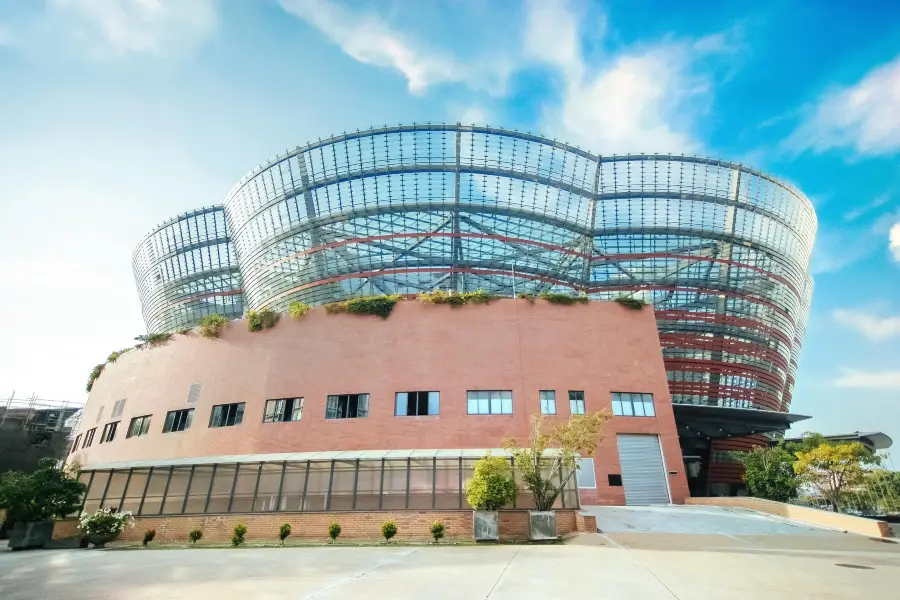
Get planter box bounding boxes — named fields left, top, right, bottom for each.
left=528, top=511, right=557, bottom=541
left=87, top=532, right=121, bottom=548
left=7, top=521, right=54, bottom=550
left=473, top=511, right=499, bottom=541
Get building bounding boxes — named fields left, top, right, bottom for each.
left=74, top=124, right=816, bottom=511
left=0, top=394, right=81, bottom=474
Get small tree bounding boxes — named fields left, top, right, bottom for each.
left=732, top=444, right=799, bottom=502
left=232, top=523, right=248, bottom=546
left=430, top=521, right=445, bottom=543
left=382, top=520, right=398, bottom=543
left=0, top=458, right=87, bottom=523
left=465, top=455, right=517, bottom=511
left=142, top=528, right=156, bottom=547
left=794, top=441, right=881, bottom=513
left=328, top=521, right=341, bottom=543
left=503, top=412, right=609, bottom=511
left=279, top=523, right=291, bottom=545
left=188, top=529, right=203, bottom=545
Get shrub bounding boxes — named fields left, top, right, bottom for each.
left=465, top=455, right=517, bottom=511
left=198, top=314, right=228, bottom=338
left=538, top=291, right=588, bottom=305
left=106, top=348, right=131, bottom=363
left=324, top=295, right=402, bottom=319
left=328, top=521, right=341, bottom=543
left=430, top=521, right=445, bottom=543
left=381, top=520, right=398, bottom=543
left=247, top=310, right=262, bottom=331
left=517, top=293, right=536, bottom=302
left=188, top=529, right=203, bottom=545
left=279, top=523, right=291, bottom=545
left=86, top=364, right=105, bottom=392
left=248, top=307, right=279, bottom=331
left=417, top=289, right=498, bottom=306
left=614, top=296, right=647, bottom=310
left=146, top=332, right=172, bottom=345
left=288, top=301, right=310, bottom=317
left=142, top=528, right=156, bottom=547
left=177, top=328, right=192, bottom=335
left=79, top=507, right=134, bottom=537
left=0, top=458, right=87, bottom=522
left=232, top=523, right=247, bottom=546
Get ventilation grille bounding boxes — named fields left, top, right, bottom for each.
left=187, top=383, right=201, bottom=405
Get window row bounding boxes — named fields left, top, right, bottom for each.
left=73, top=391, right=656, bottom=451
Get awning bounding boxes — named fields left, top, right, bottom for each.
left=673, top=403, right=810, bottom=446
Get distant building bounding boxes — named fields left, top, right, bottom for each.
left=0, top=395, right=81, bottom=473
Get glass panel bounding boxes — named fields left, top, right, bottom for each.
left=163, top=412, right=175, bottom=432
left=140, top=417, right=151, bottom=436
left=161, top=467, right=192, bottom=514
left=477, top=392, right=489, bottom=414
left=101, top=471, right=129, bottom=510
left=622, top=399, right=634, bottom=416
left=513, top=460, right=535, bottom=509
left=576, top=458, right=596, bottom=488
left=82, top=471, right=110, bottom=514
left=253, top=463, right=283, bottom=512
left=644, top=399, right=655, bottom=417
left=206, top=465, right=236, bottom=513
left=141, top=468, right=170, bottom=515
left=304, top=461, right=331, bottom=510
left=460, top=459, right=476, bottom=509
left=291, top=398, right=304, bottom=421
left=184, top=466, right=215, bottom=513
left=395, top=393, right=407, bottom=416
left=467, top=395, right=478, bottom=414
left=184, top=409, right=194, bottom=430
left=434, top=459, right=461, bottom=509
left=633, top=399, right=645, bottom=416
left=357, top=394, right=369, bottom=417
left=279, top=462, right=307, bottom=511
left=264, top=400, right=277, bottom=423
left=234, top=403, right=245, bottom=425
left=381, top=459, right=407, bottom=509
left=330, top=461, right=357, bottom=510
left=612, top=399, right=623, bottom=416
left=408, top=458, right=434, bottom=509
left=490, top=391, right=501, bottom=414
left=121, top=469, right=150, bottom=513
left=230, top=464, right=259, bottom=512
left=501, top=396, right=513, bottom=414
left=326, top=396, right=339, bottom=419
left=355, top=460, right=382, bottom=510
left=427, top=391, right=439, bottom=415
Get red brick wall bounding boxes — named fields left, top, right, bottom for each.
left=52, top=509, right=585, bottom=542
left=72, top=300, right=688, bottom=505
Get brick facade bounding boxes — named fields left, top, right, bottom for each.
left=52, top=509, right=590, bottom=543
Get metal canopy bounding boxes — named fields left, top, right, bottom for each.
left=673, top=403, right=810, bottom=443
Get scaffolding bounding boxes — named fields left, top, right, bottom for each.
left=0, top=392, right=82, bottom=473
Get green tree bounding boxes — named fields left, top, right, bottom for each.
left=732, top=444, right=799, bottom=502
left=465, top=455, right=517, bottom=511
left=503, top=412, right=609, bottom=511
left=0, top=458, right=86, bottom=523
left=794, top=442, right=881, bottom=513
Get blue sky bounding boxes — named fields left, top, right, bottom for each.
left=0, top=0, right=898, bottom=449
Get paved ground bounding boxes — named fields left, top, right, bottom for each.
left=2, top=533, right=899, bottom=599
left=582, top=504, right=833, bottom=535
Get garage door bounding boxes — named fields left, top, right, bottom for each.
left=616, top=434, right=670, bottom=505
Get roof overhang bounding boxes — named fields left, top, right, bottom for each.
left=673, top=404, right=810, bottom=443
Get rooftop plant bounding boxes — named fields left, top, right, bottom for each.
left=324, top=294, right=402, bottom=319
left=198, top=314, right=228, bottom=338
left=106, top=348, right=132, bottom=363
left=538, top=291, right=588, bottom=305
left=247, top=307, right=279, bottom=332
left=86, top=364, right=105, bottom=392
left=614, top=296, right=648, bottom=310
left=417, top=289, right=499, bottom=306
left=288, top=301, right=310, bottom=318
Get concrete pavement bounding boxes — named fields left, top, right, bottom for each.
left=1, top=534, right=898, bottom=599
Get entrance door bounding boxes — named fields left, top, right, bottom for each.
left=616, top=434, right=670, bottom=505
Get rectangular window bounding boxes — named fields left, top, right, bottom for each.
left=611, top=392, right=655, bottom=417
left=263, top=398, right=304, bottom=423
left=466, top=391, right=513, bottom=415
left=99, top=421, right=118, bottom=444
left=326, top=394, right=369, bottom=419
left=163, top=409, right=194, bottom=433
left=569, top=391, right=585, bottom=415
left=540, top=390, right=556, bottom=414
left=209, top=403, right=245, bottom=428
left=186, top=383, right=201, bottom=405
left=127, top=415, right=152, bottom=438
left=576, top=458, right=596, bottom=488
left=111, top=399, right=126, bottom=418
left=70, top=434, right=82, bottom=453
left=83, top=428, right=96, bottom=448
left=395, top=391, right=439, bottom=416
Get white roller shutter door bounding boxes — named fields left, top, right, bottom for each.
left=616, top=434, right=670, bottom=505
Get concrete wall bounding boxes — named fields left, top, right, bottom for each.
left=52, top=509, right=590, bottom=543
left=73, top=299, right=689, bottom=505
left=685, top=497, right=894, bottom=538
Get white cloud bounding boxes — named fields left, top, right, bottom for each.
left=52, top=0, right=217, bottom=55
left=844, top=193, right=890, bottom=221
left=833, top=369, right=900, bottom=389
left=278, top=0, right=509, bottom=95
left=833, top=309, right=900, bottom=340
left=789, top=54, right=900, bottom=156
left=891, top=222, right=900, bottom=262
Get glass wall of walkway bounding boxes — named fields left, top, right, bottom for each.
left=77, top=450, right=579, bottom=516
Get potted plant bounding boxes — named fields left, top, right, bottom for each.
left=464, top=455, right=517, bottom=541
left=0, top=458, right=87, bottom=550
left=504, top=412, right=609, bottom=540
left=79, top=507, right=134, bottom=548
